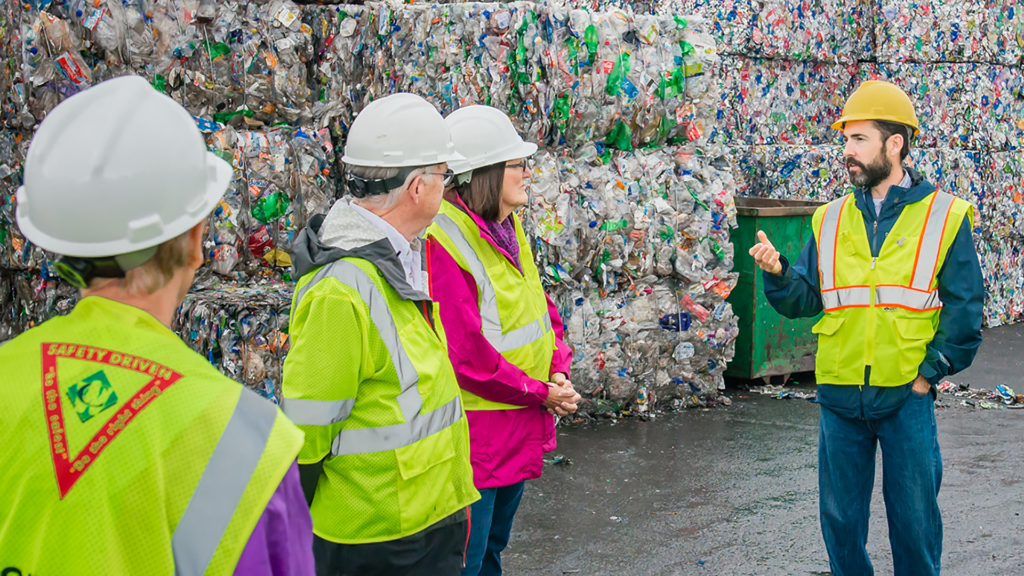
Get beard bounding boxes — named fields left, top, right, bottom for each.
left=847, top=154, right=892, bottom=189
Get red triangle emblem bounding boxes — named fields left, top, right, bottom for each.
left=42, top=343, right=183, bottom=499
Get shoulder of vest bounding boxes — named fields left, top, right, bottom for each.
left=425, top=222, right=454, bottom=245
left=947, top=194, right=973, bottom=212
left=813, top=193, right=851, bottom=220
left=298, top=257, right=382, bottom=295
left=427, top=208, right=480, bottom=268
left=511, top=212, right=529, bottom=238
left=947, top=195, right=975, bottom=227
left=425, top=210, right=447, bottom=233
left=512, top=214, right=534, bottom=254
left=298, top=256, right=423, bottom=314
left=440, top=203, right=480, bottom=231
left=3, top=315, right=249, bottom=397
left=922, top=191, right=972, bottom=215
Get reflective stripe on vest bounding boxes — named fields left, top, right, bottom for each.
left=910, top=192, right=955, bottom=291
left=817, top=192, right=954, bottom=312
left=173, top=389, right=276, bottom=576
left=282, top=397, right=355, bottom=426
left=285, top=260, right=462, bottom=456
left=817, top=195, right=850, bottom=291
left=875, top=285, right=943, bottom=311
left=821, top=286, right=872, bottom=310
left=432, top=213, right=552, bottom=353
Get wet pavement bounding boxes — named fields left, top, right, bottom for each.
left=506, top=324, right=1024, bottom=575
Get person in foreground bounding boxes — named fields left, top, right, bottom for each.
left=750, top=80, right=983, bottom=576
left=0, top=76, right=313, bottom=575
left=425, top=105, right=581, bottom=576
left=282, top=93, right=480, bottom=576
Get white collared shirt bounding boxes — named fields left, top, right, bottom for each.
left=349, top=203, right=423, bottom=291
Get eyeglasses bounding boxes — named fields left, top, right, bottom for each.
left=505, top=162, right=529, bottom=172
left=421, top=171, right=455, bottom=186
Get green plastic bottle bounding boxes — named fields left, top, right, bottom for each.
left=583, top=25, right=598, bottom=66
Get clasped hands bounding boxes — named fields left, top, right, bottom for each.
left=544, top=373, right=581, bottom=416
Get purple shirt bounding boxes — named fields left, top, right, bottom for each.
left=234, top=462, right=315, bottom=575
left=484, top=216, right=521, bottom=269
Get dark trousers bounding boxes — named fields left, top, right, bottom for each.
left=313, top=512, right=469, bottom=576
left=819, top=391, right=943, bottom=576
left=462, top=482, right=526, bottom=576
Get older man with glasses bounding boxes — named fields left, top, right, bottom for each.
left=283, top=93, right=480, bottom=576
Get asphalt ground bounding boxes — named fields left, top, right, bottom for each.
left=504, top=323, right=1024, bottom=575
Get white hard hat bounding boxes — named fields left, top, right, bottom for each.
left=16, top=75, right=232, bottom=259
left=445, top=105, right=538, bottom=180
left=341, top=93, right=465, bottom=168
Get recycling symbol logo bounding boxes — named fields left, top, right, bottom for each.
left=65, top=370, right=118, bottom=423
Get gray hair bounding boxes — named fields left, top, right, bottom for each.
left=349, top=164, right=431, bottom=211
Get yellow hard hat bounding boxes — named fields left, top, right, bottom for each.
left=831, top=80, right=920, bottom=136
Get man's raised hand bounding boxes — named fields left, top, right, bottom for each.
left=749, top=230, right=783, bottom=275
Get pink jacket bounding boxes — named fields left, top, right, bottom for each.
left=427, top=198, right=573, bottom=490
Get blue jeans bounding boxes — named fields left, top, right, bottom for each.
left=819, top=390, right=943, bottom=576
left=462, top=482, right=525, bottom=576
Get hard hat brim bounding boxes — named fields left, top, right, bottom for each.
left=17, top=151, right=233, bottom=258
left=450, top=141, right=539, bottom=176
left=341, top=149, right=467, bottom=169
left=831, top=115, right=920, bottom=137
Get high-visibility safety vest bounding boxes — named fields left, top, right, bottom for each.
left=282, top=256, right=478, bottom=544
left=426, top=201, right=558, bottom=411
left=0, top=296, right=302, bottom=575
left=811, top=191, right=973, bottom=386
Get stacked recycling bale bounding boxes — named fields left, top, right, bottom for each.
left=0, top=0, right=742, bottom=410
left=0, top=0, right=77, bottom=339
left=0, top=1, right=341, bottom=396
left=2, top=0, right=1020, bottom=404
left=176, top=284, right=293, bottom=405
left=673, top=0, right=1023, bottom=326
left=308, top=2, right=744, bottom=406
left=0, top=127, right=72, bottom=337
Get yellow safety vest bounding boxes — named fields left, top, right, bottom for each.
left=0, top=296, right=302, bottom=575
left=811, top=191, right=973, bottom=386
left=427, top=201, right=558, bottom=411
left=283, top=256, right=478, bottom=544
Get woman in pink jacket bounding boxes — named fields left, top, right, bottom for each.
left=426, top=106, right=581, bottom=576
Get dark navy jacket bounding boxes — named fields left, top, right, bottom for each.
left=762, top=167, right=984, bottom=421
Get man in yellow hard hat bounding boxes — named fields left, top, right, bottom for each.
left=0, top=76, right=314, bottom=575
left=749, top=80, right=983, bottom=576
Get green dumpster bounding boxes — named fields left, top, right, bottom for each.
left=726, top=198, right=825, bottom=382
